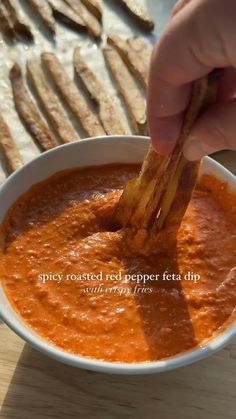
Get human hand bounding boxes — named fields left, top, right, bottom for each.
left=148, top=0, right=236, bottom=160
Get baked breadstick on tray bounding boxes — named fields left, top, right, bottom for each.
left=108, top=34, right=149, bottom=88
left=0, top=0, right=159, bottom=182
left=81, top=0, right=103, bottom=21
left=65, top=0, right=102, bottom=38
left=27, top=60, right=79, bottom=144
left=127, top=36, right=152, bottom=65
left=103, top=47, right=146, bottom=135
left=116, top=0, right=154, bottom=31
left=42, top=52, right=105, bottom=138
left=48, top=0, right=86, bottom=32
left=2, top=0, right=33, bottom=42
left=10, top=63, right=57, bottom=151
left=0, top=115, right=23, bottom=173
left=74, top=47, right=126, bottom=135
left=0, top=4, right=15, bottom=42
left=28, top=0, right=56, bottom=34
left=127, top=36, right=152, bottom=81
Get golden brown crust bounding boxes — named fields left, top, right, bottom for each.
left=27, top=60, right=79, bottom=144
left=80, top=0, right=102, bottom=21
left=10, top=63, right=57, bottom=151
left=65, top=0, right=102, bottom=38
left=28, top=0, right=56, bottom=34
left=73, top=47, right=126, bottom=135
left=2, top=0, right=33, bottom=41
left=116, top=0, right=154, bottom=31
left=103, top=47, right=146, bottom=135
left=42, top=52, right=105, bottom=137
left=0, top=114, right=23, bottom=173
left=48, top=0, right=86, bottom=32
left=108, top=34, right=149, bottom=88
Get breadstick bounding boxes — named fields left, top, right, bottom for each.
left=74, top=47, right=126, bottom=135
left=10, top=63, right=57, bottom=151
left=42, top=52, right=105, bottom=137
left=108, top=34, right=149, bottom=88
left=2, top=0, right=33, bottom=41
left=65, top=0, right=102, bottom=38
left=116, top=0, right=154, bottom=31
left=0, top=4, right=15, bottom=41
left=81, top=0, right=102, bottom=21
left=27, top=60, right=79, bottom=143
left=103, top=47, right=146, bottom=134
left=48, top=0, right=86, bottom=32
left=28, top=0, right=56, bottom=34
left=0, top=115, right=23, bottom=173
left=127, top=36, right=152, bottom=67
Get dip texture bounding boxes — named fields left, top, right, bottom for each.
left=0, top=164, right=236, bottom=362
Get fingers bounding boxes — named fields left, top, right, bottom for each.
left=148, top=0, right=236, bottom=155
left=147, top=72, right=191, bottom=154
left=148, top=112, right=185, bottom=155
left=183, top=99, right=236, bottom=160
left=148, top=1, right=212, bottom=154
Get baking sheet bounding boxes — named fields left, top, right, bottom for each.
left=0, top=0, right=176, bottom=183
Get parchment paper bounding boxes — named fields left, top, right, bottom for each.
left=0, top=0, right=176, bottom=183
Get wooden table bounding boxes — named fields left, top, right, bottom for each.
left=1, top=151, right=236, bottom=419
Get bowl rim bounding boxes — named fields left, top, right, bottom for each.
left=0, top=135, right=235, bottom=375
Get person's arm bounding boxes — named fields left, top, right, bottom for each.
left=148, top=0, right=236, bottom=161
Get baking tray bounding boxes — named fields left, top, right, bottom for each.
left=0, top=0, right=176, bottom=182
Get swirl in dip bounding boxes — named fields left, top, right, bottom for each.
left=0, top=164, right=236, bottom=362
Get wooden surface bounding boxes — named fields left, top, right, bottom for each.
left=0, top=150, right=236, bottom=419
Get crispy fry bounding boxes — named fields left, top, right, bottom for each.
left=2, top=0, right=33, bottom=41
left=27, top=60, right=79, bottom=144
left=74, top=47, right=126, bottom=135
left=116, top=0, right=154, bottom=31
left=108, top=34, right=149, bottom=88
left=81, top=0, right=102, bottom=21
left=65, top=0, right=102, bottom=38
left=28, top=0, right=56, bottom=34
left=127, top=36, right=152, bottom=71
left=48, top=0, right=86, bottom=32
left=0, top=115, right=23, bottom=173
left=42, top=52, right=105, bottom=137
left=160, top=159, right=200, bottom=232
left=116, top=146, right=164, bottom=228
left=157, top=71, right=222, bottom=231
left=10, top=63, right=57, bottom=151
left=0, top=4, right=15, bottom=41
left=103, top=47, right=146, bottom=135
left=116, top=75, right=219, bottom=238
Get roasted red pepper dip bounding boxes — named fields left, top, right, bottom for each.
left=0, top=164, right=235, bottom=362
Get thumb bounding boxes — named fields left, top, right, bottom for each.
left=183, top=100, right=236, bottom=161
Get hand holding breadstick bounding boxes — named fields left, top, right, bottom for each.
left=148, top=0, right=236, bottom=160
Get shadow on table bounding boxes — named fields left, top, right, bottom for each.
left=1, top=342, right=234, bottom=419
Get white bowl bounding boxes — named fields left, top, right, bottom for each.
left=0, top=136, right=235, bottom=375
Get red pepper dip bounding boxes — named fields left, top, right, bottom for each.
left=0, top=164, right=236, bottom=362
